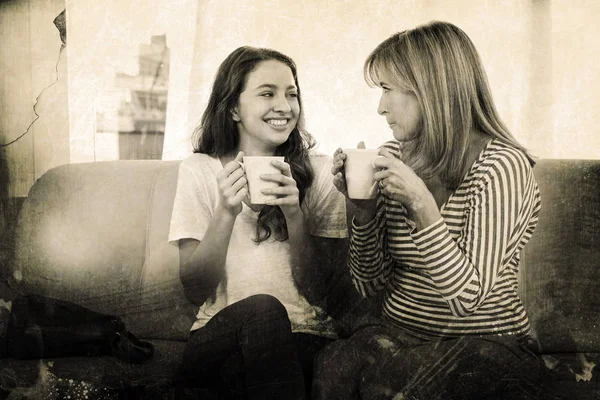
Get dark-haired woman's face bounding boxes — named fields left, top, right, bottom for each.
left=231, top=60, right=299, bottom=155
left=376, top=68, right=421, bottom=142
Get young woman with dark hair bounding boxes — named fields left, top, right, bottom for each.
left=191, top=46, right=316, bottom=244
left=169, top=46, right=347, bottom=399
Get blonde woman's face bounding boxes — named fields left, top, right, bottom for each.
left=376, top=69, right=422, bottom=142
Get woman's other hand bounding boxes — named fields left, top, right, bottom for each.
left=374, top=147, right=440, bottom=228
left=261, top=160, right=302, bottom=220
left=216, top=151, right=248, bottom=217
left=331, top=147, right=349, bottom=196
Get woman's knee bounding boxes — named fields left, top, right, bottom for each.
left=238, top=294, right=287, bottom=317
left=231, top=294, right=293, bottom=336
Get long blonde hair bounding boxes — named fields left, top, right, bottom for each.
left=365, top=21, right=533, bottom=189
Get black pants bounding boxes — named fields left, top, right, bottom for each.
left=313, top=317, right=567, bottom=400
left=3, top=294, right=121, bottom=359
left=178, top=294, right=333, bottom=400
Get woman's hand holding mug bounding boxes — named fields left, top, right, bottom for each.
left=216, top=151, right=248, bottom=217
left=261, top=159, right=302, bottom=221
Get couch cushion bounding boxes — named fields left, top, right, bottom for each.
left=521, top=159, right=600, bottom=353
left=130, top=160, right=199, bottom=340
left=8, top=158, right=600, bottom=353
left=10, top=161, right=196, bottom=341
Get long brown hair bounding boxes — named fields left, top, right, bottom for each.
left=192, top=46, right=315, bottom=242
left=365, top=21, right=533, bottom=189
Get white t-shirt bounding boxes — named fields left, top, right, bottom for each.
left=168, top=152, right=348, bottom=337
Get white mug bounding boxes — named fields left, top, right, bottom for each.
left=241, top=156, right=285, bottom=204
left=343, top=149, right=379, bottom=199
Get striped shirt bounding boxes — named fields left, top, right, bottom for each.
left=349, top=139, right=541, bottom=340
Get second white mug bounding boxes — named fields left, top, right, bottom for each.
left=343, top=149, right=379, bottom=200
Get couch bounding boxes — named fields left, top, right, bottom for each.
left=0, top=159, right=599, bottom=399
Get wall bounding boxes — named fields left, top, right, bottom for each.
left=1, top=0, right=599, bottom=204
left=175, top=0, right=599, bottom=160
left=0, top=0, right=69, bottom=198
left=551, top=0, right=600, bottom=158
left=0, top=0, right=69, bottom=269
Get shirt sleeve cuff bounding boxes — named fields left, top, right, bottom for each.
left=351, top=213, right=380, bottom=239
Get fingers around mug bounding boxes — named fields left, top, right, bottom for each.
left=331, top=161, right=339, bottom=175
left=333, top=148, right=346, bottom=161
left=229, top=174, right=248, bottom=194
left=233, top=181, right=248, bottom=200
left=264, top=187, right=299, bottom=205
left=381, top=176, right=408, bottom=199
left=220, top=166, right=246, bottom=189
left=333, top=171, right=348, bottom=194
left=221, top=158, right=245, bottom=179
left=379, top=178, right=404, bottom=199
left=377, top=175, right=395, bottom=192
left=331, top=161, right=341, bottom=176
left=217, top=164, right=233, bottom=181
left=373, top=168, right=392, bottom=183
left=260, top=173, right=295, bottom=187
left=265, top=195, right=299, bottom=207
left=271, top=160, right=292, bottom=177
left=332, top=153, right=346, bottom=175
left=262, top=184, right=298, bottom=197
left=373, top=154, right=395, bottom=170
left=378, top=147, right=392, bottom=157
left=222, top=175, right=247, bottom=199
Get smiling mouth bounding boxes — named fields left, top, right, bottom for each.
left=265, top=119, right=289, bottom=127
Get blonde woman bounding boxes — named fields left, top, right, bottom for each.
left=317, top=21, right=564, bottom=400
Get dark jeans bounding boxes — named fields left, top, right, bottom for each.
left=313, top=317, right=567, bottom=400
left=178, top=294, right=333, bottom=400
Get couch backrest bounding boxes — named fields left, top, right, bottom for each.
left=10, top=160, right=196, bottom=341
left=9, top=159, right=600, bottom=351
left=520, top=159, right=600, bottom=353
